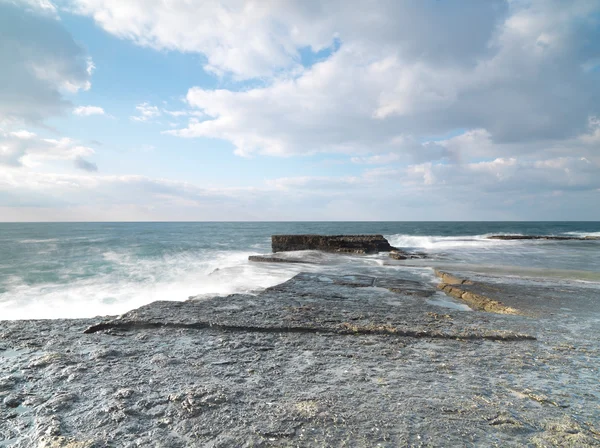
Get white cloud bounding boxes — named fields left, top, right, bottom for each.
left=73, top=105, right=105, bottom=116
left=71, top=0, right=512, bottom=81
left=146, top=0, right=599, bottom=162
left=70, top=0, right=322, bottom=79
left=86, top=57, right=95, bottom=75
left=0, top=130, right=96, bottom=170
left=9, top=130, right=36, bottom=139
left=130, top=102, right=161, bottom=122
left=401, top=156, right=600, bottom=195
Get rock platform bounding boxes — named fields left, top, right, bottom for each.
left=1, top=270, right=599, bottom=447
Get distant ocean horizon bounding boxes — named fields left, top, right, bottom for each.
left=1, top=221, right=599, bottom=320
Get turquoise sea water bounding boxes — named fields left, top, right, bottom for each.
left=1, top=222, right=599, bottom=319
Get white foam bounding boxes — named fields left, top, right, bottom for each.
left=0, top=250, right=301, bottom=320
left=564, top=231, right=600, bottom=238
left=385, top=234, right=516, bottom=251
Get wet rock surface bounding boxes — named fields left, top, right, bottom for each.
left=388, top=251, right=427, bottom=260
left=271, top=234, right=396, bottom=254
left=1, top=271, right=599, bottom=447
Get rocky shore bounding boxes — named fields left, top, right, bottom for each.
left=1, top=237, right=600, bottom=447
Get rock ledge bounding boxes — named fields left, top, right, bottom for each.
left=272, top=234, right=396, bottom=254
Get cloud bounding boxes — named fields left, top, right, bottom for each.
left=73, top=105, right=105, bottom=116
left=148, top=0, right=598, bottom=162
left=0, top=1, right=92, bottom=126
left=0, top=129, right=96, bottom=168
left=0, top=168, right=271, bottom=220
left=2, top=0, right=599, bottom=220
left=71, top=0, right=508, bottom=80
left=3, top=151, right=599, bottom=221
left=9, top=130, right=36, bottom=140
left=130, top=102, right=160, bottom=122
left=401, top=157, right=600, bottom=196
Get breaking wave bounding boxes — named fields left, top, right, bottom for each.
left=385, top=234, right=512, bottom=251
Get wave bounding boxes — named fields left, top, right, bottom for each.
left=563, top=231, right=600, bottom=238
left=0, top=243, right=440, bottom=320
left=0, top=249, right=301, bottom=320
left=385, top=234, right=519, bottom=251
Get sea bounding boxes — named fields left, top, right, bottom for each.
left=1, top=222, right=599, bottom=320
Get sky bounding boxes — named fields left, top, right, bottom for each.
left=1, top=0, right=600, bottom=221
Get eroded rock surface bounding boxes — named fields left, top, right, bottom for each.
left=435, top=270, right=520, bottom=315
left=1, top=271, right=599, bottom=447
left=271, top=234, right=396, bottom=254
left=388, top=251, right=427, bottom=260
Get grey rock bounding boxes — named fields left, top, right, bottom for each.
left=114, top=389, right=134, bottom=401
left=3, top=394, right=22, bottom=408
left=0, top=375, right=18, bottom=392
left=271, top=234, right=396, bottom=253
left=1, top=271, right=599, bottom=446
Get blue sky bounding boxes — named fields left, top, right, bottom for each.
left=1, top=0, right=600, bottom=221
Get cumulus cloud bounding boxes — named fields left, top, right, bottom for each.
left=52, top=0, right=600, bottom=150
left=71, top=0, right=508, bottom=80
left=145, top=0, right=599, bottom=162
left=73, top=105, right=105, bottom=116
left=0, top=1, right=92, bottom=125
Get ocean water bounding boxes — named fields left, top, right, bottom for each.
left=1, top=222, right=599, bottom=320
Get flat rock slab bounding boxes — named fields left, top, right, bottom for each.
left=86, top=273, right=534, bottom=341
left=271, top=234, right=396, bottom=254
left=1, top=271, right=599, bottom=447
